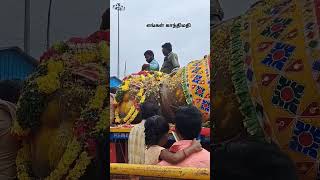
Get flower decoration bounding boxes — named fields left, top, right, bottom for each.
left=113, top=71, right=167, bottom=124
left=14, top=30, right=109, bottom=179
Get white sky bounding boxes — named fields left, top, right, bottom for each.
left=110, top=0, right=210, bottom=79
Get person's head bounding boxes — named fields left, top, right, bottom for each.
left=212, top=140, right=297, bottom=180
left=175, top=106, right=202, bottom=140
left=123, top=92, right=130, bottom=102
left=145, top=115, right=169, bottom=147
left=162, top=43, right=172, bottom=56
left=140, top=100, right=159, bottom=119
left=110, top=87, right=118, bottom=94
left=0, top=80, right=23, bottom=104
left=144, top=50, right=154, bottom=63
left=141, top=64, right=150, bottom=71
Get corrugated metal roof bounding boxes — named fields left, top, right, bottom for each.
left=0, top=46, right=39, bottom=66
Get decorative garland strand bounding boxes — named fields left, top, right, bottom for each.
left=181, top=67, right=193, bottom=105
left=229, top=17, right=264, bottom=137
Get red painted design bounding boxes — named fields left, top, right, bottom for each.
left=299, top=132, right=314, bottom=147
left=258, top=42, right=274, bottom=52
left=296, top=162, right=314, bottom=175
left=276, top=117, right=294, bottom=132
left=301, top=102, right=320, bottom=117
left=271, top=23, right=285, bottom=32
left=280, top=87, right=294, bottom=102
left=286, top=59, right=304, bottom=72
left=286, top=29, right=298, bottom=39
left=307, top=31, right=315, bottom=39
left=272, top=49, right=285, bottom=61
left=191, top=85, right=196, bottom=89
left=195, top=98, right=202, bottom=104
left=245, top=56, right=252, bottom=65
left=261, top=73, right=278, bottom=86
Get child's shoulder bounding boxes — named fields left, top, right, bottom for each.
left=146, top=145, right=165, bottom=151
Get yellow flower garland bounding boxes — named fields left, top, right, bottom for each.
left=65, top=151, right=92, bottom=180
left=45, top=137, right=82, bottom=180
left=36, top=60, right=64, bottom=94
left=16, top=137, right=82, bottom=180
left=15, top=31, right=109, bottom=179
left=16, top=142, right=31, bottom=180
left=95, top=107, right=109, bottom=132
left=89, top=85, right=107, bottom=110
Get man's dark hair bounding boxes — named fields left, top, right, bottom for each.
left=175, top=106, right=202, bottom=140
left=212, top=140, right=297, bottom=180
left=144, top=50, right=154, bottom=57
left=162, top=43, right=172, bottom=52
left=140, top=101, right=159, bottom=119
left=144, top=115, right=169, bottom=146
left=0, top=80, right=23, bottom=103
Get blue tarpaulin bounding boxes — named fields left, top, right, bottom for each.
left=110, top=76, right=122, bottom=88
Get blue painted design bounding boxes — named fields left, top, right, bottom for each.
left=289, top=121, right=320, bottom=159
left=201, top=99, right=210, bottom=112
left=192, top=67, right=201, bottom=73
left=262, top=42, right=295, bottom=71
left=313, top=60, right=320, bottom=72
left=195, top=85, right=205, bottom=98
left=192, top=75, right=202, bottom=84
left=261, top=18, right=292, bottom=39
left=272, top=76, right=304, bottom=114
left=247, top=68, right=253, bottom=81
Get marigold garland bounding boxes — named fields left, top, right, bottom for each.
left=65, top=152, right=92, bottom=180
left=14, top=30, right=109, bottom=179
left=45, top=137, right=82, bottom=180
left=114, top=71, right=164, bottom=124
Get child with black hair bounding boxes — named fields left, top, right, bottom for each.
left=212, top=140, right=297, bottom=180
left=144, top=115, right=202, bottom=165
left=158, top=106, right=210, bottom=168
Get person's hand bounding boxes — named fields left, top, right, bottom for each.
left=190, top=138, right=202, bottom=153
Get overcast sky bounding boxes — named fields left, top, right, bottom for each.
left=220, top=0, right=257, bottom=19
left=110, top=0, right=210, bottom=79
left=0, top=0, right=257, bottom=65
left=0, top=0, right=108, bottom=59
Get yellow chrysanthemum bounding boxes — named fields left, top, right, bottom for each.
left=47, top=61, right=64, bottom=74
left=99, top=41, right=109, bottom=63
left=95, top=107, right=109, bottom=132
left=90, top=86, right=107, bottom=109
left=137, top=88, right=144, bottom=97
left=121, top=84, right=129, bottom=91
left=36, top=74, right=61, bottom=94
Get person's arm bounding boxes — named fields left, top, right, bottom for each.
left=159, top=139, right=202, bottom=164
left=171, top=54, right=180, bottom=68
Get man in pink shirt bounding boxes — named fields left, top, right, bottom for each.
left=158, top=106, right=210, bottom=168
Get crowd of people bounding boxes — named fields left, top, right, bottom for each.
left=142, top=42, right=180, bottom=74
left=128, top=101, right=210, bottom=168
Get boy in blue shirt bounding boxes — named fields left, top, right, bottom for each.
left=144, top=50, right=159, bottom=71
